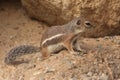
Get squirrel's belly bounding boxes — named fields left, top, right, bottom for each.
left=47, top=43, right=63, bottom=53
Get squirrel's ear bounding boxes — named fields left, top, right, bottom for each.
left=76, top=20, right=81, bottom=25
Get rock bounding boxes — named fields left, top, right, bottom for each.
left=21, top=0, right=120, bottom=37
left=87, top=72, right=93, bottom=77
left=99, top=73, right=109, bottom=80
left=44, top=66, right=55, bottom=73
left=79, top=0, right=120, bottom=37
left=69, top=77, right=78, bottom=80
left=22, top=0, right=77, bottom=26
left=9, top=35, right=17, bottom=40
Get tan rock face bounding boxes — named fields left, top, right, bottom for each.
left=21, top=0, right=80, bottom=25
left=80, top=0, right=120, bottom=37
left=21, top=0, right=120, bottom=37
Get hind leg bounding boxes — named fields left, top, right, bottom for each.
left=52, top=45, right=65, bottom=53
left=41, top=47, right=50, bottom=60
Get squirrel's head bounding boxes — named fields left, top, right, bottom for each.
left=72, top=17, right=95, bottom=34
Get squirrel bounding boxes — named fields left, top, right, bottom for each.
left=4, top=17, right=95, bottom=65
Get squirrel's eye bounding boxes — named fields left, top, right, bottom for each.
left=76, top=20, right=81, bottom=25
left=85, top=21, right=92, bottom=27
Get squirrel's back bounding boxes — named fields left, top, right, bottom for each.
left=4, top=45, right=40, bottom=64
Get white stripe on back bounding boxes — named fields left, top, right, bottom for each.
left=41, top=34, right=64, bottom=46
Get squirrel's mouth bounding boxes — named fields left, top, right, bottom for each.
left=75, top=29, right=84, bottom=34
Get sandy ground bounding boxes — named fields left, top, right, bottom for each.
left=0, top=1, right=120, bottom=80
left=0, top=1, right=47, bottom=62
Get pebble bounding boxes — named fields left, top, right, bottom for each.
left=99, top=73, right=108, bottom=80
left=44, top=67, right=55, bottom=73
left=87, top=72, right=93, bottom=77
left=69, top=77, right=77, bottom=80
left=33, top=71, right=41, bottom=75
left=9, top=35, right=16, bottom=40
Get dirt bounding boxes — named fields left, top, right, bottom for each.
left=0, top=1, right=120, bottom=80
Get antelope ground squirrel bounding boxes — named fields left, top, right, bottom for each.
left=4, top=17, right=95, bottom=64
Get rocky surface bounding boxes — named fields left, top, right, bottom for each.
left=21, top=0, right=120, bottom=37
left=0, top=1, right=120, bottom=80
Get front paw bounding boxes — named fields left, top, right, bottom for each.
left=79, top=49, right=87, bottom=54
left=74, top=49, right=87, bottom=56
left=70, top=51, right=80, bottom=55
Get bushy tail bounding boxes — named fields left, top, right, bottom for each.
left=4, top=45, right=40, bottom=64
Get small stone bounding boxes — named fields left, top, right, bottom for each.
left=39, top=78, right=45, bottom=80
left=44, top=67, right=55, bottom=73
left=18, top=75, right=24, bottom=80
left=33, top=71, right=41, bottom=75
left=96, top=39, right=100, bottom=41
left=87, top=72, right=93, bottom=77
left=27, top=64, right=36, bottom=69
left=99, top=73, right=108, bottom=80
left=30, top=77, right=35, bottom=80
left=97, top=44, right=103, bottom=49
left=9, top=35, right=16, bottom=40
left=69, top=77, right=77, bottom=80
left=13, top=27, right=19, bottom=30
left=104, top=36, right=109, bottom=40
